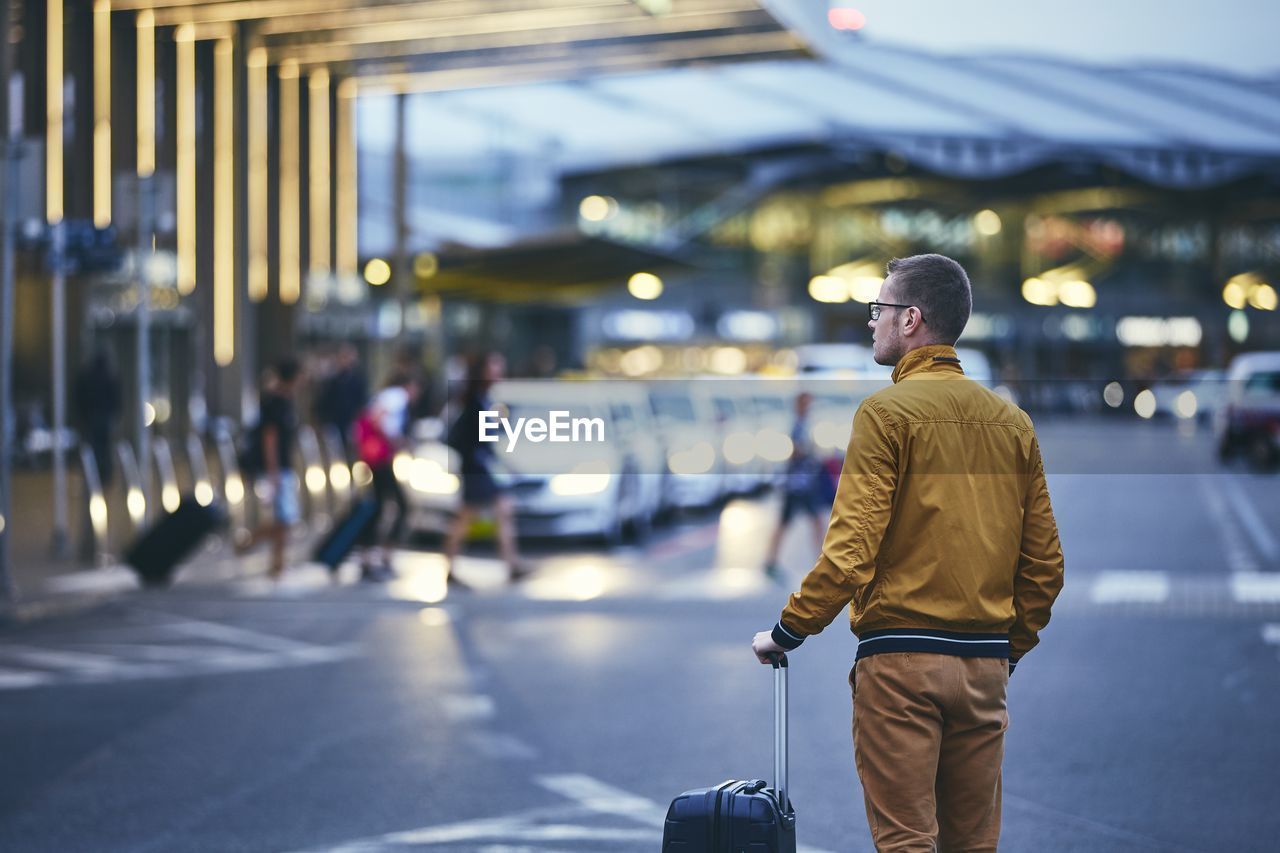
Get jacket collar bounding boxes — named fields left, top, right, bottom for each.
left=891, top=344, right=964, bottom=384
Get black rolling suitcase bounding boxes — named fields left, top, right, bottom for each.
left=311, top=498, right=379, bottom=571
left=662, top=654, right=797, bottom=853
left=124, top=498, right=227, bottom=587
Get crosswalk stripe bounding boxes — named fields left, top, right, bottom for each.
left=1090, top=571, right=1170, bottom=604
left=535, top=774, right=668, bottom=828
left=0, top=667, right=55, bottom=689
left=1231, top=573, right=1280, bottom=604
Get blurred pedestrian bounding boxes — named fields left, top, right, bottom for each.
left=353, top=373, right=418, bottom=581
left=752, top=255, right=1065, bottom=852
left=762, top=391, right=826, bottom=580
left=74, top=346, right=121, bottom=488
left=530, top=344, right=558, bottom=379
left=236, top=358, right=304, bottom=581
left=317, top=344, right=368, bottom=458
left=442, top=352, right=529, bottom=585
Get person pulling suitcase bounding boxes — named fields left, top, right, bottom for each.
left=751, top=256, right=1065, bottom=852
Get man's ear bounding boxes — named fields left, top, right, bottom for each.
left=904, top=308, right=924, bottom=337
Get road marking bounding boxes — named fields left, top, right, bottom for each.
left=1231, top=574, right=1280, bottom=604
left=535, top=774, right=668, bottom=828
left=291, top=804, right=654, bottom=852
left=0, top=614, right=353, bottom=691
left=535, top=774, right=834, bottom=853
left=0, top=645, right=155, bottom=679
left=1200, top=478, right=1259, bottom=573
left=294, top=773, right=836, bottom=853
left=1090, top=571, right=1170, bottom=604
left=158, top=612, right=334, bottom=655
left=465, top=732, right=539, bottom=761
left=385, top=823, right=655, bottom=845
left=0, top=666, right=55, bottom=689
left=1221, top=478, right=1279, bottom=563
left=441, top=693, right=497, bottom=722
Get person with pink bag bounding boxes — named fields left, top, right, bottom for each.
left=353, top=374, right=417, bottom=581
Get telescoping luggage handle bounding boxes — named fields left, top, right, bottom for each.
left=767, top=653, right=789, bottom=816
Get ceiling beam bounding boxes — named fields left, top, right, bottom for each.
left=268, top=9, right=780, bottom=65
left=350, top=29, right=803, bottom=92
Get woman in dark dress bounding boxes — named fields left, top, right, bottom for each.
left=443, top=353, right=528, bottom=584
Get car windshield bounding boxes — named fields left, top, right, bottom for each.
left=753, top=395, right=788, bottom=414
left=502, top=402, right=599, bottom=422
left=651, top=394, right=695, bottom=423
left=1244, top=371, right=1280, bottom=396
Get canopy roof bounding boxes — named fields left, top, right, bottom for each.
left=379, top=42, right=1280, bottom=188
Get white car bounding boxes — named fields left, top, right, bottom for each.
left=1216, top=352, right=1280, bottom=470
left=601, top=383, right=665, bottom=536
left=794, top=343, right=885, bottom=376
left=691, top=380, right=769, bottom=494
left=1151, top=369, right=1224, bottom=422
left=743, top=379, right=802, bottom=488
left=404, top=381, right=657, bottom=544
left=648, top=383, right=724, bottom=511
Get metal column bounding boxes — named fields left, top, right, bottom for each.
left=50, top=220, right=69, bottom=557
left=0, top=143, right=15, bottom=603
left=137, top=174, right=153, bottom=513
left=0, top=0, right=15, bottom=601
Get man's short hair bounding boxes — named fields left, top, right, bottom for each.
left=885, top=254, right=972, bottom=345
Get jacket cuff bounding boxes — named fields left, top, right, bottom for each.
left=1008, top=656, right=1020, bottom=675
left=772, top=620, right=806, bottom=650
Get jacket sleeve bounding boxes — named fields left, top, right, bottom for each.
left=1009, top=434, right=1065, bottom=662
left=773, top=400, right=898, bottom=650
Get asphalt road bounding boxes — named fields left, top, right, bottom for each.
left=2, top=417, right=1279, bottom=853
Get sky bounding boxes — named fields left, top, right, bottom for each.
left=770, top=0, right=1280, bottom=78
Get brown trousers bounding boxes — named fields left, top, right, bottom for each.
left=852, top=653, right=1008, bottom=852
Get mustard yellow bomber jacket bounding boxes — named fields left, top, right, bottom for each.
left=771, top=344, right=1065, bottom=667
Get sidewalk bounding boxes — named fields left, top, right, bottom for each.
left=0, top=466, right=314, bottom=622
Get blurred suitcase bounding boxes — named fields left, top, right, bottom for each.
left=124, top=498, right=227, bottom=587
left=661, top=655, right=797, bottom=853
left=311, top=498, right=378, bottom=571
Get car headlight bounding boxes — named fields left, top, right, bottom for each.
left=409, top=457, right=460, bottom=495
left=393, top=452, right=414, bottom=482
left=668, top=441, right=716, bottom=475
left=723, top=431, right=755, bottom=465
left=549, top=459, right=612, bottom=496
left=755, top=429, right=793, bottom=463
left=812, top=419, right=848, bottom=451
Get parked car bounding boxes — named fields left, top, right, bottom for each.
left=1151, top=369, right=1224, bottom=422
left=1215, top=352, right=1280, bottom=470
left=744, top=379, right=798, bottom=488
left=692, top=381, right=769, bottom=494
left=794, top=343, right=888, bottom=377
left=405, top=381, right=658, bottom=544
left=601, top=382, right=665, bottom=536
left=648, top=382, right=723, bottom=511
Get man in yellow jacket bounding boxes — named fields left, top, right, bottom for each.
left=753, top=254, right=1065, bottom=852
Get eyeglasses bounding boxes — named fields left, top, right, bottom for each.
left=868, top=301, right=925, bottom=322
